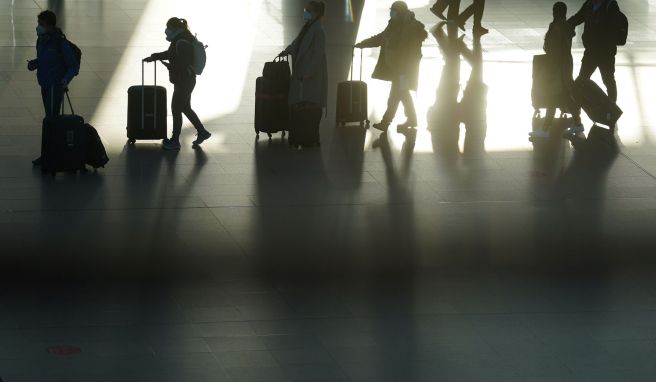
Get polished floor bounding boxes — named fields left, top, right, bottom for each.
left=1, top=0, right=656, bottom=381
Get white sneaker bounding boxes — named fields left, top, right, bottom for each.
left=529, top=130, right=550, bottom=139
left=562, top=124, right=584, bottom=137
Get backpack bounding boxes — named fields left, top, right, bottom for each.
left=608, top=0, right=629, bottom=46
left=84, top=123, right=109, bottom=169
left=60, top=34, right=82, bottom=66
left=191, top=34, right=207, bottom=75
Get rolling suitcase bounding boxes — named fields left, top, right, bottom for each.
left=571, top=77, right=622, bottom=127
left=127, top=60, right=167, bottom=144
left=255, top=78, right=288, bottom=139
left=255, top=55, right=290, bottom=139
left=41, top=90, right=87, bottom=175
left=531, top=54, right=568, bottom=111
left=289, top=101, right=322, bottom=148
left=336, top=47, right=369, bottom=127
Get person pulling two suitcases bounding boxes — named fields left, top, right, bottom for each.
left=279, top=1, right=327, bottom=148
left=144, top=17, right=211, bottom=151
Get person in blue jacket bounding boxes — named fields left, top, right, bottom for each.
left=27, top=10, right=80, bottom=166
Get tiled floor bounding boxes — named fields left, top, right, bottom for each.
left=1, top=0, right=656, bottom=381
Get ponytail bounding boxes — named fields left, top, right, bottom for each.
left=166, top=17, right=190, bottom=31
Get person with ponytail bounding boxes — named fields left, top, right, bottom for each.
left=279, top=1, right=328, bottom=111
left=144, top=17, right=211, bottom=151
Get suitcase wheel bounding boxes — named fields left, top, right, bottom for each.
left=128, top=138, right=136, bottom=145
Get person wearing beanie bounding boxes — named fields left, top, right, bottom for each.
left=355, top=1, right=428, bottom=133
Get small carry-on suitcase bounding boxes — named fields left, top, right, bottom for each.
left=531, top=54, right=569, bottom=112
left=41, top=90, right=87, bottom=175
left=571, top=77, right=622, bottom=127
left=336, top=47, right=369, bottom=127
left=127, top=60, right=167, bottom=144
left=289, top=101, right=322, bottom=148
left=255, top=55, right=290, bottom=139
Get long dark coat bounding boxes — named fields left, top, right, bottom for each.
left=285, top=21, right=328, bottom=107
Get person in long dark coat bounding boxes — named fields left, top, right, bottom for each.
left=281, top=1, right=327, bottom=109
left=355, top=1, right=428, bottom=133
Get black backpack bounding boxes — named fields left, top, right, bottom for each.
left=608, top=0, right=629, bottom=46
left=84, top=123, right=109, bottom=169
left=59, top=34, right=82, bottom=66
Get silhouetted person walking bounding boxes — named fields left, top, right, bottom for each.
left=144, top=17, right=211, bottom=151
left=280, top=1, right=328, bottom=111
left=430, top=0, right=461, bottom=21
left=532, top=2, right=584, bottom=139
left=355, top=1, right=427, bottom=133
left=568, top=0, right=621, bottom=103
left=457, top=0, right=488, bottom=36
left=28, top=10, right=80, bottom=166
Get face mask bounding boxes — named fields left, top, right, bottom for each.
left=36, top=25, right=47, bottom=36
left=165, top=28, right=176, bottom=41
left=390, top=10, right=398, bottom=19
left=303, top=10, right=312, bottom=22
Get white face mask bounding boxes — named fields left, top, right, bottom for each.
left=303, top=10, right=312, bottom=22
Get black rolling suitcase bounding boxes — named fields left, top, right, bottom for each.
left=571, top=77, right=622, bottom=127
left=127, top=61, right=167, bottom=144
left=531, top=54, right=569, bottom=111
left=255, top=55, right=290, bottom=139
left=41, top=90, right=87, bottom=175
left=289, top=101, right=322, bottom=148
left=336, top=47, right=368, bottom=127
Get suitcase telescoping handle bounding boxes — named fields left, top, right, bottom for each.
left=51, top=86, right=75, bottom=116
left=350, top=46, right=364, bottom=82
left=141, top=60, right=157, bottom=131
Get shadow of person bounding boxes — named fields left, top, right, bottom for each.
left=325, top=126, right=366, bottom=191
left=366, top=130, right=421, bottom=380
left=458, top=34, right=487, bottom=162
left=428, top=22, right=463, bottom=161
left=538, top=125, right=619, bottom=268
left=252, top=138, right=335, bottom=278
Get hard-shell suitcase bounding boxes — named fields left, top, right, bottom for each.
left=531, top=54, right=569, bottom=111
left=127, top=61, right=167, bottom=143
left=289, top=101, right=321, bottom=148
left=41, top=90, right=87, bottom=175
left=572, top=77, right=622, bottom=127
left=255, top=76, right=288, bottom=139
left=336, top=48, right=369, bottom=127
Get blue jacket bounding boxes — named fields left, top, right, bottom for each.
left=32, top=29, right=79, bottom=88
